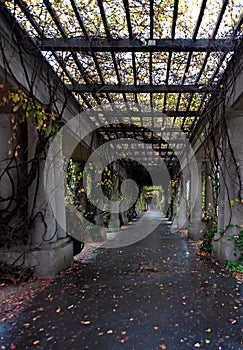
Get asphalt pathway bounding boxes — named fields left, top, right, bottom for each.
left=0, top=212, right=242, bottom=349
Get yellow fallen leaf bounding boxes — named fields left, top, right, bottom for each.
left=121, top=331, right=126, bottom=335
left=159, top=344, right=167, bottom=349
left=23, top=323, right=30, bottom=328
left=205, top=328, right=212, bottom=333
left=80, top=320, right=91, bottom=325
left=33, top=340, right=40, bottom=345
left=205, top=339, right=211, bottom=344
left=56, top=307, right=61, bottom=313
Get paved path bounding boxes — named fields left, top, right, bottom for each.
left=0, top=212, right=242, bottom=349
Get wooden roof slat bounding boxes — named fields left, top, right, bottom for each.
left=177, top=0, right=207, bottom=111
left=36, top=38, right=239, bottom=52
left=43, top=0, right=102, bottom=104
left=171, top=0, right=179, bottom=40
left=186, top=0, right=237, bottom=133
left=15, top=0, right=92, bottom=108
left=149, top=0, right=154, bottom=107
left=68, top=84, right=216, bottom=93
left=96, top=110, right=200, bottom=117
left=179, top=0, right=227, bottom=130
left=70, top=0, right=112, bottom=103
left=97, top=0, right=123, bottom=93
left=180, top=0, right=208, bottom=83
left=123, top=0, right=138, bottom=103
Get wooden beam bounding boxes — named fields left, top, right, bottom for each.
left=35, top=38, right=239, bottom=53
left=95, top=110, right=200, bottom=118
left=67, top=83, right=215, bottom=93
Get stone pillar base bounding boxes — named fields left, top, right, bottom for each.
left=188, top=221, right=205, bottom=240
left=108, top=213, right=120, bottom=232
left=0, top=237, right=73, bottom=277
left=212, top=236, right=241, bottom=263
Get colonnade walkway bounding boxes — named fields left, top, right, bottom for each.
left=0, top=211, right=242, bottom=349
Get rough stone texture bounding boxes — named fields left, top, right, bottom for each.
left=213, top=115, right=243, bottom=262
left=188, top=160, right=205, bottom=240
left=0, top=237, right=73, bottom=277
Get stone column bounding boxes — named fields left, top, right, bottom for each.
left=213, top=115, right=243, bottom=261
left=188, top=160, right=205, bottom=240
left=28, top=130, right=73, bottom=276
left=108, top=176, right=120, bottom=231
left=204, top=161, right=214, bottom=218
left=53, top=140, right=66, bottom=239
left=177, top=168, right=189, bottom=229
left=30, top=146, right=58, bottom=245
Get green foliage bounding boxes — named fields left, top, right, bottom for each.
left=228, top=229, right=243, bottom=251
left=199, top=226, right=217, bottom=253
left=0, top=87, right=58, bottom=138
left=66, top=160, right=85, bottom=209
left=225, top=260, right=243, bottom=273
left=101, top=164, right=120, bottom=200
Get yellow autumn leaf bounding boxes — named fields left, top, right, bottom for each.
left=12, top=94, right=20, bottom=103
left=80, top=320, right=91, bottom=325
left=205, top=328, right=212, bottom=333
left=13, top=105, right=19, bottom=112
left=33, top=340, right=40, bottom=345
left=56, top=306, right=61, bottom=313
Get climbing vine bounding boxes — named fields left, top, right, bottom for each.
left=0, top=86, right=62, bottom=248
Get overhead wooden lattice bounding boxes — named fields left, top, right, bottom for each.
left=2, top=0, right=243, bottom=166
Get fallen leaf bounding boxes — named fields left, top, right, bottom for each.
left=205, top=328, right=212, bottom=333
left=194, top=343, right=201, bottom=348
left=80, top=320, right=91, bottom=325
left=159, top=344, right=166, bottom=349
left=33, top=340, right=40, bottom=345
left=205, top=339, right=211, bottom=344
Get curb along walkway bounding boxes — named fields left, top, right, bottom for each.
left=0, top=211, right=242, bottom=349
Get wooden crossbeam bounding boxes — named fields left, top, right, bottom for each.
left=67, top=84, right=215, bottom=93
left=35, top=38, right=239, bottom=52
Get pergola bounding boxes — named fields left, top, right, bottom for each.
left=2, top=0, right=243, bottom=171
